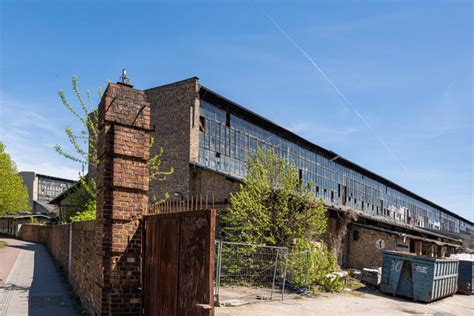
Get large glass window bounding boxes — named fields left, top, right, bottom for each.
left=38, top=178, right=74, bottom=202
left=198, top=99, right=471, bottom=234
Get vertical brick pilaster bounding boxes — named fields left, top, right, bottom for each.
left=95, top=82, right=151, bottom=315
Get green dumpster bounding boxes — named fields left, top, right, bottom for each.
left=380, top=251, right=459, bottom=302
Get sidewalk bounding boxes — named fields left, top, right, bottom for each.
left=0, top=238, right=79, bottom=316
left=0, top=239, right=21, bottom=287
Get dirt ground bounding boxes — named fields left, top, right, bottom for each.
left=215, top=287, right=473, bottom=316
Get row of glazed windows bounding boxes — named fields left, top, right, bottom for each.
left=37, top=178, right=73, bottom=202
left=197, top=100, right=471, bottom=234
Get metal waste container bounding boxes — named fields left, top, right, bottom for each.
left=457, top=260, right=473, bottom=295
left=380, top=251, right=458, bottom=302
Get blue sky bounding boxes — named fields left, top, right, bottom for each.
left=0, top=0, right=472, bottom=220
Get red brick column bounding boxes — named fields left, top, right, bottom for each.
left=95, top=82, right=151, bottom=315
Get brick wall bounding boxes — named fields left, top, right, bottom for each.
left=70, top=220, right=97, bottom=314
left=18, top=224, right=50, bottom=244
left=18, top=222, right=97, bottom=315
left=347, top=225, right=410, bottom=269
left=47, top=224, right=70, bottom=269
left=189, top=167, right=241, bottom=208
left=95, top=82, right=151, bottom=315
left=145, top=78, right=200, bottom=201
left=13, top=81, right=152, bottom=316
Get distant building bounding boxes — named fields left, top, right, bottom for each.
left=19, top=172, right=76, bottom=214
left=0, top=214, right=52, bottom=237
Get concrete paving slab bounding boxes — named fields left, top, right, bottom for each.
left=0, top=238, right=79, bottom=316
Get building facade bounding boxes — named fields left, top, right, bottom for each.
left=19, top=171, right=76, bottom=214
left=145, top=77, right=473, bottom=236
left=51, top=77, right=470, bottom=269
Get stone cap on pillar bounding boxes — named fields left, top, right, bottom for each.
left=98, top=83, right=151, bottom=131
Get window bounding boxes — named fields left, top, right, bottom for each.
left=353, top=230, right=360, bottom=241
left=199, top=116, right=206, bottom=132
left=197, top=98, right=471, bottom=234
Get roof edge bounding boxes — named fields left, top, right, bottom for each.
left=198, top=85, right=473, bottom=226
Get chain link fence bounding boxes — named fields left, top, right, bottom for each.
left=214, top=240, right=310, bottom=306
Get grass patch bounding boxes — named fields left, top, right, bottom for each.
left=347, top=289, right=365, bottom=297
left=345, top=277, right=364, bottom=291
left=0, top=241, right=7, bottom=249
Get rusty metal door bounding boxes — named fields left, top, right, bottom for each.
left=142, top=209, right=216, bottom=316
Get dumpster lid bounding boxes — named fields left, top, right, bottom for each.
left=449, top=253, right=474, bottom=262
left=383, top=250, right=459, bottom=262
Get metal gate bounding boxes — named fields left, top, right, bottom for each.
left=142, top=207, right=216, bottom=316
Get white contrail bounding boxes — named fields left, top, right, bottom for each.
left=264, top=11, right=408, bottom=173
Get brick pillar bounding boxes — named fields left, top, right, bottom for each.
left=95, top=82, right=151, bottom=315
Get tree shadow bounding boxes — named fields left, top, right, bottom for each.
left=354, top=285, right=430, bottom=305
left=3, top=240, right=79, bottom=315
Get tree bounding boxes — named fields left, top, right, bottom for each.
left=0, top=142, right=30, bottom=216
left=221, top=148, right=343, bottom=291
left=222, top=147, right=327, bottom=246
left=55, top=76, right=173, bottom=221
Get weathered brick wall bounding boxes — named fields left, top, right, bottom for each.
left=70, top=220, right=97, bottom=315
left=326, top=215, right=348, bottom=266
left=15, top=82, right=152, bottom=315
left=18, top=224, right=50, bottom=244
left=95, top=82, right=151, bottom=315
left=145, top=78, right=200, bottom=201
left=189, top=167, right=241, bottom=208
left=47, top=224, right=70, bottom=269
left=347, top=225, right=410, bottom=269
left=19, top=224, right=70, bottom=272
left=18, top=222, right=97, bottom=315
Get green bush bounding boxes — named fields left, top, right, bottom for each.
left=288, top=239, right=344, bottom=292
left=70, top=199, right=96, bottom=222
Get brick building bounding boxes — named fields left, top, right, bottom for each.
left=143, top=77, right=472, bottom=268
left=53, top=76, right=473, bottom=269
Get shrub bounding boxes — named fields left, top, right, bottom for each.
left=289, top=239, right=344, bottom=292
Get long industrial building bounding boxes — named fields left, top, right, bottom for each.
left=53, top=76, right=473, bottom=269
left=143, top=77, right=473, bottom=268
left=146, top=78, right=472, bottom=232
